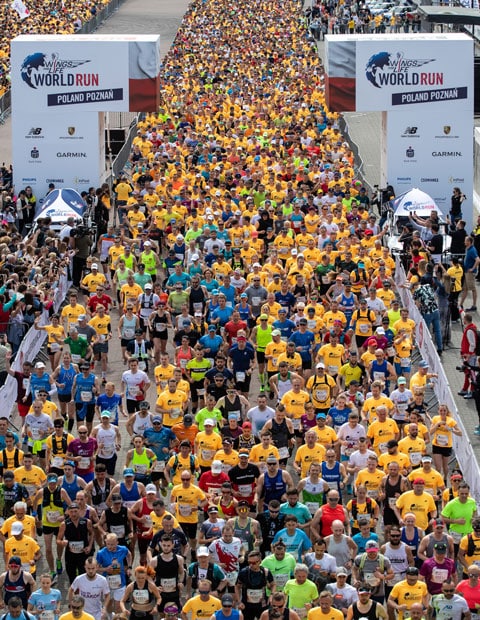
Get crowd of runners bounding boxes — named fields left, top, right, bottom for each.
left=0, top=0, right=477, bottom=619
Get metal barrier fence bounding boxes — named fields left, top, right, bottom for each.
left=0, top=0, right=129, bottom=115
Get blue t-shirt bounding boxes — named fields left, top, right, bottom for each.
left=219, top=285, right=236, bottom=306
left=275, top=291, right=296, bottom=312
left=96, top=393, right=123, bottom=425
left=199, top=334, right=224, bottom=357
left=143, top=427, right=176, bottom=461
left=352, top=531, right=379, bottom=553
left=280, top=501, right=312, bottom=525
left=272, top=319, right=296, bottom=340
left=465, top=245, right=479, bottom=273
left=96, top=545, right=129, bottom=587
left=212, top=306, right=234, bottom=327
left=273, top=527, right=312, bottom=560
left=28, top=588, right=62, bottom=618
left=167, top=272, right=191, bottom=288
left=289, top=330, right=315, bottom=361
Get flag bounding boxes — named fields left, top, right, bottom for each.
left=11, top=0, right=29, bottom=19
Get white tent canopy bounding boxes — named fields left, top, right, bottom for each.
left=390, top=188, right=442, bottom=218
left=34, top=188, right=86, bottom=230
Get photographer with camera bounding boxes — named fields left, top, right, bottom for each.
left=458, top=313, right=479, bottom=401
left=71, top=225, right=93, bottom=288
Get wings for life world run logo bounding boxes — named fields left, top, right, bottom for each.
left=365, top=51, right=439, bottom=88
left=20, top=52, right=98, bottom=89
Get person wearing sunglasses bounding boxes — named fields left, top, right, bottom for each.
left=429, top=580, right=468, bottom=620
left=209, top=593, right=242, bottom=620
left=182, top=578, right=222, bottom=620
left=59, top=595, right=93, bottom=620
left=387, top=566, right=428, bottom=620
left=455, top=564, right=480, bottom=613
left=235, top=551, right=275, bottom=618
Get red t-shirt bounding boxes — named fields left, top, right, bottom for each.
left=224, top=320, right=248, bottom=345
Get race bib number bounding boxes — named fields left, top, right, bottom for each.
left=152, top=460, right=166, bottom=472
left=386, top=346, right=395, bottom=357
left=238, top=484, right=252, bottom=497
left=387, top=572, right=405, bottom=586
left=71, top=354, right=81, bottom=363
left=52, top=457, right=64, bottom=468
left=247, top=589, right=263, bottom=604
left=373, top=371, right=384, bottom=381
left=291, top=418, right=301, bottom=430
left=409, top=452, right=422, bottom=465
left=50, top=342, right=60, bottom=352
left=364, top=572, right=380, bottom=586
left=436, top=433, right=449, bottom=446
left=133, top=589, right=150, bottom=604
left=432, top=567, right=449, bottom=583
left=22, top=562, right=32, bottom=572
left=124, top=328, right=135, bottom=339
left=80, top=391, right=92, bottom=403
left=161, top=577, right=177, bottom=592
left=306, top=501, right=320, bottom=515
left=46, top=510, right=60, bottom=523
left=366, top=489, right=379, bottom=499
left=138, top=361, right=146, bottom=371
left=79, top=457, right=91, bottom=469
left=236, top=371, right=246, bottom=383
left=110, top=525, right=125, bottom=538
left=293, top=608, right=307, bottom=619
left=134, top=464, right=147, bottom=475
left=278, top=446, right=289, bottom=459
left=273, top=574, right=289, bottom=588
left=388, top=497, right=397, bottom=508
left=328, top=365, right=338, bottom=375
left=179, top=503, right=192, bottom=517
left=39, top=612, right=54, bottom=620
left=69, top=540, right=84, bottom=553
left=108, top=574, right=122, bottom=590
left=225, top=571, right=238, bottom=586
left=359, top=323, right=370, bottom=334
left=401, top=357, right=411, bottom=368
left=315, top=389, right=327, bottom=402
left=201, top=449, right=215, bottom=461
left=450, top=530, right=462, bottom=544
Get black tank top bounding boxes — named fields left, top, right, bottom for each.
left=221, top=395, right=242, bottom=421
left=132, top=581, right=155, bottom=606
left=271, top=418, right=289, bottom=449
left=155, top=554, right=179, bottom=587
left=92, top=478, right=111, bottom=507
left=152, top=313, right=168, bottom=335
left=384, top=476, right=402, bottom=514
left=64, top=517, right=89, bottom=548
left=189, top=287, right=206, bottom=314
left=352, top=601, right=379, bottom=620
left=105, top=507, right=131, bottom=540
left=4, top=570, right=29, bottom=605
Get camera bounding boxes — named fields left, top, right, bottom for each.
left=70, top=225, right=90, bottom=239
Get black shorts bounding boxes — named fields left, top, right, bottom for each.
left=190, top=379, right=206, bottom=402
left=75, top=402, right=96, bottom=423
left=234, top=374, right=252, bottom=392
left=48, top=346, right=62, bottom=356
left=42, top=525, right=60, bottom=535
left=180, top=522, right=198, bottom=539
left=121, top=338, right=135, bottom=348
left=96, top=455, right=117, bottom=476
left=152, top=332, right=168, bottom=341
left=137, top=534, right=152, bottom=555
left=158, top=594, right=180, bottom=613
left=150, top=471, right=165, bottom=482
left=256, top=351, right=265, bottom=364
left=432, top=445, right=452, bottom=457
left=355, top=335, right=369, bottom=349
left=58, top=393, right=72, bottom=403
left=127, top=399, right=141, bottom=414
left=302, top=359, right=312, bottom=370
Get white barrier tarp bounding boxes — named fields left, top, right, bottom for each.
left=395, top=257, right=480, bottom=502
left=0, top=270, right=69, bottom=419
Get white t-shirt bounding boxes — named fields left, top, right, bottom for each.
left=348, top=449, right=377, bottom=481
left=121, top=369, right=149, bottom=401
left=247, top=406, right=275, bottom=435
left=337, top=422, right=366, bottom=456
left=71, top=573, right=110, bottom=616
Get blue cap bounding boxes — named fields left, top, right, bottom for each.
left=123, top=468, right=135, bottom=477
left=316, top=413, right=327, bottom=419
left=212, top=289, right=219, bottom=295
left=240, top=293, right=248, bottom=298
left=208, top=325, right=216, bottom=331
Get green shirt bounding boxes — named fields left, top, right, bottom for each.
left=441, top=497, right=477, bottom=535
left=134, top=272, right=153, bottom=290
left=261, top=553, right=296, bottom=592
left=284, top=578, right=319, bottom=609
left=64, top=336, right=88, bottom=358
left=195, top=407, right=223, bottom=433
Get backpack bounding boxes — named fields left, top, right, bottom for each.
left=351, top=497, right=373, bottom=520
left=172, top=454, right=196, bottom=475
left=1, top=448, right=20, bottom=469
left=466, top=533, right=480, bottom=557
left=359, top=551, right=385, bottom=572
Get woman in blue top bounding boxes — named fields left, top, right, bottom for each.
left=28, top=573, right=62, bottom=620
left=72, top=362, right=99, bottom=433
left=30, top=363, right=53, bottom=400
left=201, top=269, right=219, bottom=294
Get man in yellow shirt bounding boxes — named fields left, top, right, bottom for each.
left=156, top=380, right=188, bottom=428
left=170, top=471, right=207, bottom=555
left=182, top=579, right=221, bottom=620
left=81, top=264, right=107, bottom=296
left=0, top=502, right=36, bottom=540
left=367, top=406, right=400, bottom=454
left=407, top=456, right=445, bottom=500
left=249, top=432, right=280, bottom=474
left=394, top=479, right=437, bottom=530
left=387, top=567, right=429, bottom=620
left=294, top=430, right=327, bottom=478
left=120, top=275, right=144, bottom=312
left=307, top=590, right=343, bottom=620
left=4, top=521, right=41, bottom=574
left=61, top=292, right=86, bottom=331
left=195, top=422, right=223, bottom=473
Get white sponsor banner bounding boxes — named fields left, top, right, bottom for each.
left=386, top=107, right=473, bottom=223
left=395, top=258, right=480, bottom=503
left=354, top=34, right=473, bottom=112
left=11, top=34, right=160, bottom=112
left=0, top=270, right=69, bottom=419
left=11, top=0, right=29, bottom=19
left=13, top=110, right=101, bottom=199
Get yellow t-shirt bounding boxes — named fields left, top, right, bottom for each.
left=14, top=465, right=48, bottom=497
left=307, top=606, right=344, bottom=620
left=295, top=444, right=327, bottom=477
left=430, top=416, right=457, bottom=449
left=171, top=483, right=206, bottom=523
left=166, top=453, right=200, bottom=485
left=154, top=364, right=176, bottom=392
left=182, top=595, right=222, bottom=620
left=367, top=419, right=399, bottom=454
left=355, top=468, right=385, bottom=499
left=396, top=490, right=436, bottom=530
left=88, top=314, right=111, bottom=337
left=61, top=304, right=86, bottom=328
left=156, top=389, right=188, bottom=427
left=390, top=580, right=428, bottom=620
left=5, top=534, right=40, bottom=573
left=1, top=515, right=36, bottom=539
left=195, top=431, right=223, bottom=467
left=280, top=390, right=311, bottom=420
left=150, top=510, right=180, bottom=534
left=378, top=452, right=411, bottom=473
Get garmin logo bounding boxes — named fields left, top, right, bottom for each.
left=56, top=152, right=87, bottom=158
left=431, top=151, right=462, bottom=157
